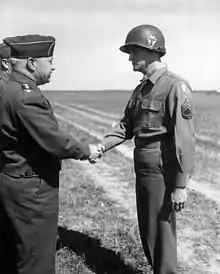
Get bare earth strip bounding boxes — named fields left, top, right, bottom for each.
left=55, top=112, right=220, bottom=273
left=195, top=134, right=220, bottom=147
left=68, top=102, right=122, bottom=120
left=54, top=102, right=116, bottom=126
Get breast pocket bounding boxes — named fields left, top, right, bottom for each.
left=141, top=99, right=163, bottom=128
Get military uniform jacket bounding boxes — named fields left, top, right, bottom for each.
left=0, top=71, right=90, bottom=177
left=102, top=62, right=195, bottom=188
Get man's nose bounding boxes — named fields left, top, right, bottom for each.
left=129, top=53, right=133, bottom=61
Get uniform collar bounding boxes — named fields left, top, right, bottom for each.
left=10, top=70, right=37, bottom=89
left=141, top=61, right=167, bottom=84
left=0, top=71, right=9, bottom=81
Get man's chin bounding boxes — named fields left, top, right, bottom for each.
left=45, top=76, right=52, bottom=84
left=133, top=66, right=140, bottom=72
left=38, top=78, right=50, bottom=86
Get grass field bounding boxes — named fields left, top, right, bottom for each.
left=45, top=90, right=220, bottom=274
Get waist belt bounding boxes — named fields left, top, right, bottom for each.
left=134, top=139, right=161, bottom=149
left=134, top=135, right=172, bottom=149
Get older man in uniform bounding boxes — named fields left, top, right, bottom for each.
left=0, top=35, right=100, bottom=274
left=96, top=25, right=195, bottom=273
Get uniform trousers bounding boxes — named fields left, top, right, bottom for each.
left=0, top=171, right=59, bottom=274
left=134, top=144, right=177, bottom=274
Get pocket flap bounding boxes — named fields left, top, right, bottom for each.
left=141, top=99, right=151, bottom=109
left=150, top=100, right=162, bottom=111
left=141, top=99, right=161, bottom=111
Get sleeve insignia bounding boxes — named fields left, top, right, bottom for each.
left=181, top=83, right=189, bottom=94
left=21, top=83, right=32, bottom=93
left=181, top=98, right=192, bottom=119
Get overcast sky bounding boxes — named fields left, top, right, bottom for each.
left=0, top=0, right=219, bottom=91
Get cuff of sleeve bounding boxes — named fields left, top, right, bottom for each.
left=79, top=143, right=90, bottom=160
left=102, top=137, right=125, bottom=152
left=174, top=171, right=188, bottom=188
left=102, top=139, right=114, bottom=152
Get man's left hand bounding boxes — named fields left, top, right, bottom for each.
left=171, top=188, right=187, bottom=212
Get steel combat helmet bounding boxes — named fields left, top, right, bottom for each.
left=120, top=25, right=166, bottom=57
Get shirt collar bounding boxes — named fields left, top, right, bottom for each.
left=10, top=70, right=37, bottom=89
left=140, top=61, right=167, bottom=84
left=0, top=71, right=9, bottom=81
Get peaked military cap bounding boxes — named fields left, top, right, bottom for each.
left=0, top=43, right=10, bottom=59
left=3, top=34, right=55, bottom=58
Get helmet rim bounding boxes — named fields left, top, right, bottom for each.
left=119, top=43, right=166, bottom=57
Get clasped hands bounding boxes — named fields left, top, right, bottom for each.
left=88, top=143, right=105, bottom=163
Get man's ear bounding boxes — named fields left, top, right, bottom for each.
left=1, top=58, right=9, bottom=70
left=27, top=57, right=36, bottom=72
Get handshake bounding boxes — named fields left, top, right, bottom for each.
left=88, top=143, right=105, bottom=163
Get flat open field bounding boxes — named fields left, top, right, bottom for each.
left=46, top=90, right=220, bottom=274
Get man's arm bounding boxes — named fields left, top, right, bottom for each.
left=88, top=88, right=140, bottom=163
left=168, top=81, right=195, bottom=211
left=16, top=92, right=94, bottom=160
left=101, top=90, right=136, bottom=152
left=168, top=80, right=195, bottom=188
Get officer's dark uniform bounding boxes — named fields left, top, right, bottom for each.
left=0, top=35, right=91, bottom=274
left=102, top=62, right=194, bottom=273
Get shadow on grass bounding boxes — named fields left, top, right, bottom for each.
left=56, top=226, right=142, bottom=274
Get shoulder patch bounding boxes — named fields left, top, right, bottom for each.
left=181, top=83, right=188, bottom=94
left=179, top=82, right=193, bottom=119
left=181, top=98, right=193, bottom=119
left=21, top=83, right=32, bottom=93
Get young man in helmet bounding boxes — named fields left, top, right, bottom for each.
left=95, top=25, right=195, bottom=273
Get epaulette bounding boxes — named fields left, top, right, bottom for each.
left=21, top=83, right=32, bottom=93
left=167, top=71, right=189, bottom=85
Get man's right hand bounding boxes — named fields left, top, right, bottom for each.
left=88, top=144, right=105, bottom=163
